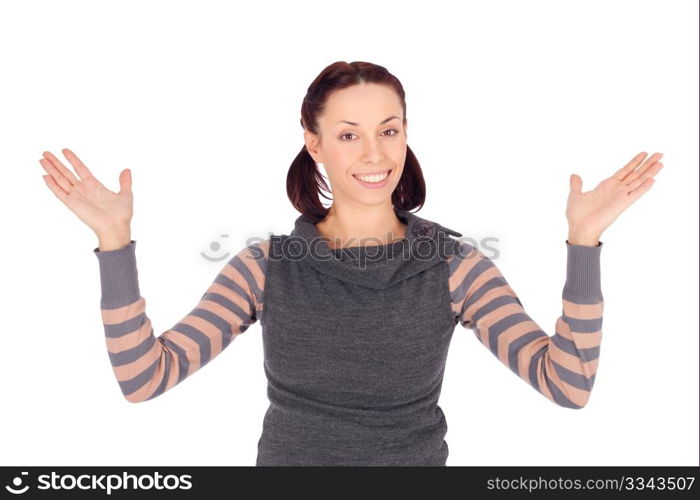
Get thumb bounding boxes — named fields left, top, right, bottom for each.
left=570, top=173, right=582, bottom=194
left=119, top=168, right=132, bottom=194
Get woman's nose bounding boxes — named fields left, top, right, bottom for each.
left=360, top=138, right=384, bottom=162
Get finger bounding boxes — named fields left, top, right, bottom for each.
left=39, top=158, right=73, bottom=194
left=119, top=168, right=132, bottom=194
left=42, top=174, right=69, bottom=203
left=620, top=152, right=663, bottom=184
left=623, top=159, right=664, bottom=188
left=613, top=152, right=647, bottom=181
left=569, top=173, right=583, bottom=194
left=626, top=153, right=663, bottom=181
left=61, top=148, right=95, bottom=181
left=612, top=177, right=654, bottom=215
left=42, top=150, right=80, bottom=185
left=636, top=161, right=664, bottom=184
left=625, top=177, right=655, bottom=204
left=624, top=176, right=646, bottom=193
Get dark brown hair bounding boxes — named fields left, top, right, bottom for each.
left=286, top=60, right=426, bottom=223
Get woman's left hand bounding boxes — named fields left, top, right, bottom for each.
left=566, top=151, right=664, bottom=246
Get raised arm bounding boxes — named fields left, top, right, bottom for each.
left=447, top=240, right=603, bottom=409
left=37, top=147, right=270, bottom=404
left=93, top=239, right=269, bottom=403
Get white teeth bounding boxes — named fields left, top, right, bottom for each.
left=354, top=171, right=389, bottom=183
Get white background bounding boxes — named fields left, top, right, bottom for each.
left=1, top=0, right=697, bottom=466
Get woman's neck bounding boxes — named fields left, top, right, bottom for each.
left=315, top=204, right=407, bottom=249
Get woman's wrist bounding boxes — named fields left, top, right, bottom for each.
left=567, top=231, right=600, bottom=247
left=96, top=227, right=132, bottom=252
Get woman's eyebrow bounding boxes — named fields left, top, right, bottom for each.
left=335, top=115, right=400, bottom=126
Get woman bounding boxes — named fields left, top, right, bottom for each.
left=39, top=60, right=664, bottom=466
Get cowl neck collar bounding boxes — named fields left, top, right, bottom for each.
left=283, top=209, right=463, bottom=290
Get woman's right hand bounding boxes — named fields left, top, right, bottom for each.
left=40, top=148, right=134, bottom=241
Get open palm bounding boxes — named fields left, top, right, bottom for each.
left=566, top=152, right=664, bottom=239
left=39, top=148, right=133, bottom=236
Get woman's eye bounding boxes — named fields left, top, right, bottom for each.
left=339, top=129, right=399, bottom=141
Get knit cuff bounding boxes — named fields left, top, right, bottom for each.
left=93, top=240, right=140, bottom=309
left=563, top=239, right=603, bottom=303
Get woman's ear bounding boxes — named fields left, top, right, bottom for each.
left=303, top=129, right=322, bottom=163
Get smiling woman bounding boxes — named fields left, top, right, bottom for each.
left=39, top=59, right=663, bottom=467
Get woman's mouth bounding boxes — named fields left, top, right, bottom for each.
left=352, top=169, right=392, bottom=189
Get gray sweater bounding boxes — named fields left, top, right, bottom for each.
left=93, top=209, right=603, bottom=466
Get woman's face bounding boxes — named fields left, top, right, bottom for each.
left=304, top=82, right=408, bottom=209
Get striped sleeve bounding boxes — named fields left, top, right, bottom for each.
left=447, top=239, right=604, bottom=409
left=93, top=239, right=269, bottom=403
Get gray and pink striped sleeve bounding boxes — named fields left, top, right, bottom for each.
left=447, top=240, right=603, bottom=409
left=93, top=239, right=268, bottom=403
